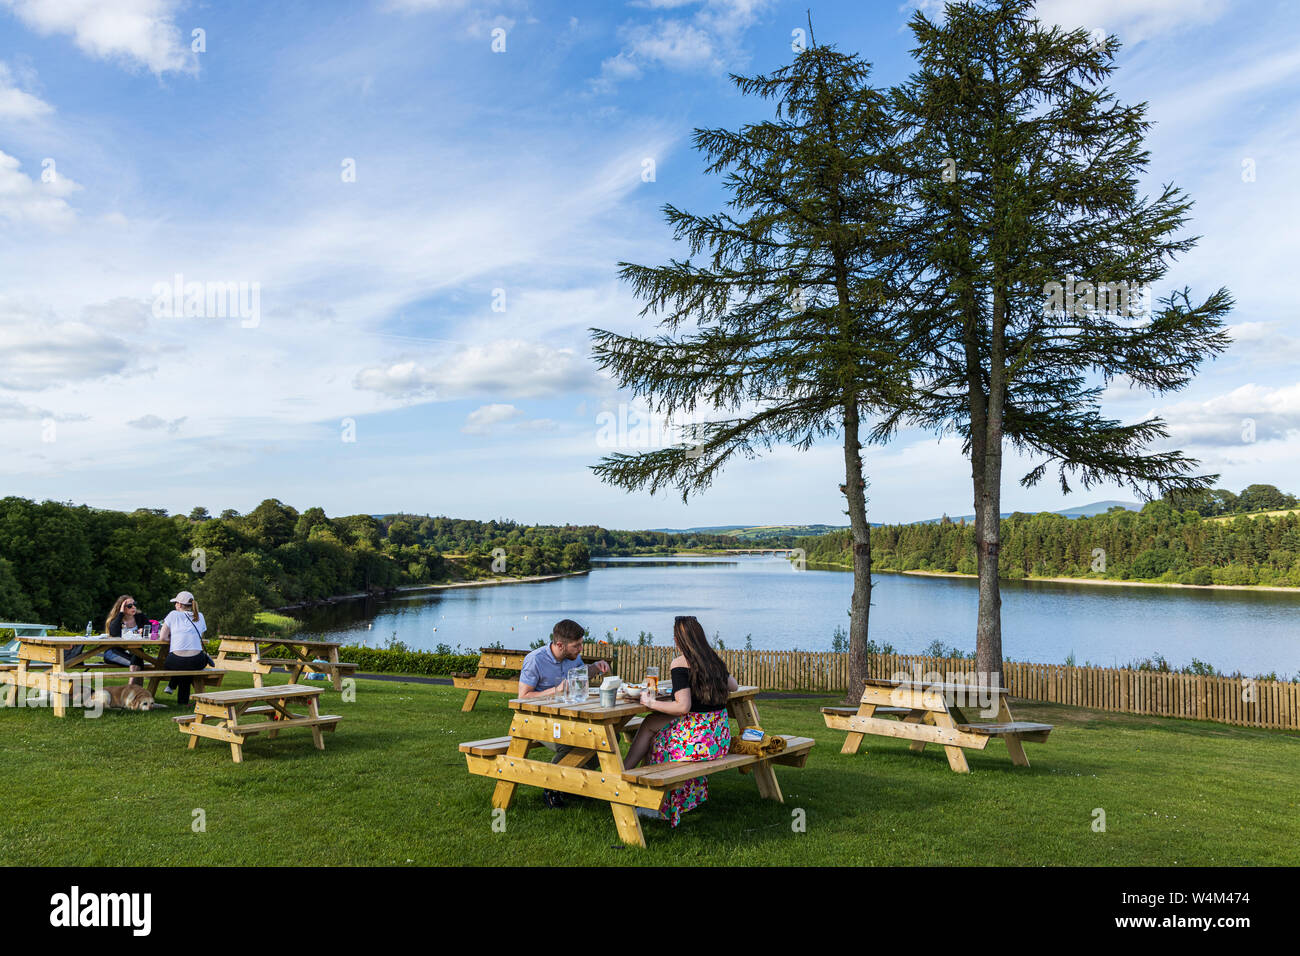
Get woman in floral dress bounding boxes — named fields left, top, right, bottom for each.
left=625, top=616, right=738, bottom=826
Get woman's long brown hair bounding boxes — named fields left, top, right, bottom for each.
left=105, top=595, right=135, bottom=633
left=672, top=616, right=729, bottom=710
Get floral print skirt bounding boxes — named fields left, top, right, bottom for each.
left=648, top=709, right=731, bottom=826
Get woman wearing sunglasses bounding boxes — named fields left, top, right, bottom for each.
left=103, top=594, right=147, bottom=682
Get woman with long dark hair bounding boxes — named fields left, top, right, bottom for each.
left=103, top=594, right=148, bottom=685
left=624, top=615, right=739, bottom=826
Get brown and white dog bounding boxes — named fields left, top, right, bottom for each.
left=71, top=683, right=168, bottom=711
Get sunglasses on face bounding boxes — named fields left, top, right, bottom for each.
left=124, top=602, right=136, bottom=608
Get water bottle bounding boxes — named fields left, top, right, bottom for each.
left=85, top=621, right=93, bottom=637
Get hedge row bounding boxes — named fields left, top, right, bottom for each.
left=199, top=642, right=523, bottom=678
left=236, top=643, right=480, bottom=677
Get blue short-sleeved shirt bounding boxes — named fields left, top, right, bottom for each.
left=519, top=645, right=585, bottom=692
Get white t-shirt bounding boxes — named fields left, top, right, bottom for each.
left=164, top=610, right=207, bottom=652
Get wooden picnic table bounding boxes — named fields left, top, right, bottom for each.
left=214, top=636, right=357, bottom=691
left=1, top=635, right=225, bottom=716
left=822, top=677, right=1053, bottom=773
left=453, top=646, right=616, bottom=712
left=175, top=683, right=342, bottom=763
left=461, top=685, right=815, bottom=847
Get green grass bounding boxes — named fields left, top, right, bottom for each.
left=252, top=611, right=303, bottom=636
left=3, top=674, right=1297, bottom=865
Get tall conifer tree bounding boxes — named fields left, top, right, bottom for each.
left=892, top=0, right=1233, bottom=681
left=590, top=40, right=913, bottom=698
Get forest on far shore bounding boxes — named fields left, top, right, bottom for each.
left=797, top=484, right=1300, bottom=587
left=0, top=497, right=766, bottom=636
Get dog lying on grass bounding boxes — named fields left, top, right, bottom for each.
left=71, top=683, right=168, bottom=711
left=9, top=683, right=167, bottom=712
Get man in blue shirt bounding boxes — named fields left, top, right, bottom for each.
left=517, top=619, right=608, bottom=699
left=518, top=619, right=611, bottom=808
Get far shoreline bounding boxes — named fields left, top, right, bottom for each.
left=808, top=562, right=1300, bottom=594
left=275, top=570, right=589, bottom=611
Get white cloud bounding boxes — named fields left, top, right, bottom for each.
left=0, top=396, right=55, bottom=420
left=0, top=61, right=53, bottom=119
left=127, top=413, right=185, bottom=432
left=0, top=150, right=80, bottom=225
left=905, top=0, right=1233, bottom=43
left=596, top=0, right=772, bottom=91
left=80, top=297, right=153, bottom=332
left=0, top=300, right=146, bottom=390
left=0, top=0, right=197, bottom=75
left=622, top=20, right=718, bottom=71
left=354, top=340, right=604, bottom=401
left=1158, top=383, right=1300, bottom=447
left=1030, top=0, right=1232, bottom=43
left=460, top=403, right=555, bottom=435
left=462, top=403, right=522, bottom=433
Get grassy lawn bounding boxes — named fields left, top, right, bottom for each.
left=3, top=673, right=1297, bottom=866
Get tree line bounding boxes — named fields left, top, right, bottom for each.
left=0, top=496, right=751, bottom=636
left=797, top=487, right=1300, bottom=587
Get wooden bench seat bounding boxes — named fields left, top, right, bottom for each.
left=178, top=712, right=343, bottom=733
left=459, top=736, right=514, bottom=756
left=223, top=715, right=342, bottom=736
left=175, top=713, right=342, bottom=736
left=620, top=736, right=816, bottom=788
left=957, top=721, right=1053, bottom=741
left=458, top=736, right=543, bottom=757
left=821, top=705, right=911, bottom=717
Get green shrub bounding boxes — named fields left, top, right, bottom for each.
left=1131, top=548, right=1178, bottom=579
left=336, top=645, right=480, bottom=675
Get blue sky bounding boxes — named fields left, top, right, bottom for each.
left=1, top=0, right=1298, bottom=528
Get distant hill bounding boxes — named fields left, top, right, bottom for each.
left=649, top=524, right=849, bottom=540
left=654, top=502, right=1142, bottom=536
left=914, top=500, right=1141, bottom=524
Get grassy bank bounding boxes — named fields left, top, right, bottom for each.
left=3, top=674, right=1296, bottom=865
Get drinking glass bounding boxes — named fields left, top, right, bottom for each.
left=569, top=669, right=589, bottom=702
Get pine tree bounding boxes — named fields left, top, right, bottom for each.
left=892, top=0, right=1234, bottom=682
left=589, top=39, right=914, bottom=699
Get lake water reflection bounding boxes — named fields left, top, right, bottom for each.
left=290, top=555, right=1299, bottom=677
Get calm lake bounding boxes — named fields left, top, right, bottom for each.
left=291, top=555, right=1300, bottom=677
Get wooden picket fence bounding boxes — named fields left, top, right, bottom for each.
left=583, top=643, right=1300, bottom=731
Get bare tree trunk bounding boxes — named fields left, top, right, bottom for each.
left=975, top=286, right=1007, bottom=687
left=973, top=442, right=1003, bottom=685
left=842, top=396, right=872, bottom=703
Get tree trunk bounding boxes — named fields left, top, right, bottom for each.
left=973, top=445, right=1003, bottom=686
left=975, top=285, right=1007, bottom=687
left=842, top=397, right=872, bottom=703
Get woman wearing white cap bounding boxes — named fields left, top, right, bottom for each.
left=158, top=591, right=212, bottom=706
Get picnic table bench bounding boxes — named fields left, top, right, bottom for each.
left=174, top=684, right=342, bottom=763
left=823, top=677, right=1052, bottom=773
left=461, top=685, right=814, bottom=847
left=453, top=646, right=616, bottom=712
left=2, top=636, right=224, bottom=715
left=214, top=636, right=357, bottom=692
